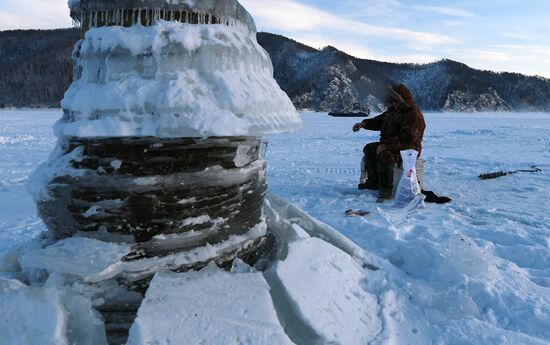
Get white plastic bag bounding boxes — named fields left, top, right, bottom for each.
left=394, top=150, right=425, bottom=209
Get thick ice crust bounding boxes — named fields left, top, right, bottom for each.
left=60, top=22, right=301, bottom=138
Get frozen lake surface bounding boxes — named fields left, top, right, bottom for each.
left=1, top=109, right=550, bottom=344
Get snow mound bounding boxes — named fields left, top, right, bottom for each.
left=60, top=22, right=302, bottom=138
left=127, top=267, right=293, bottom=345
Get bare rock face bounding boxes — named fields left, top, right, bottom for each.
left=443, top=88, right=510, bottom=112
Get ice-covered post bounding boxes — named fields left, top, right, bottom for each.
left=34, top=0, right=301, bottom=266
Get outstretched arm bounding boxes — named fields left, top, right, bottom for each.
left=353, top=111, right=387, bottom=132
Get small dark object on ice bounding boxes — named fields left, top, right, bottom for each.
left=345, top=209, right=371, bottom=217
left=479, top=166, right=542, bottom=180
left=421, top=190, right=452, bottom=204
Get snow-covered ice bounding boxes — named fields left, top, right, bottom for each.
left=272, top=237, right=382, bottom=345
left=267, top=111, right=550, bottom=344
left=1, top=109, right=550, bottom=344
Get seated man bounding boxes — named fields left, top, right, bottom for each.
left=353, top=84, right=426, bottom=200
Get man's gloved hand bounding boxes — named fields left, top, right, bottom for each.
left=353, top=123, right=363, bottom=132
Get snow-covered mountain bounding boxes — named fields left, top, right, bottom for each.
left=258, top=33, right=550, bottom=113
left=1, top=29, right=550, bottom=112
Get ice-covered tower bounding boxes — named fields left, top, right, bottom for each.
left=34, top=0, right=301, bottom=265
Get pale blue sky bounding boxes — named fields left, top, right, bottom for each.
left=1, top=0, right=549, bottom=77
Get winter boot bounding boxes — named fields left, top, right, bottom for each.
left=358, top=156, right=380, bottom=190
left=377, top=161, right=394, bottom=200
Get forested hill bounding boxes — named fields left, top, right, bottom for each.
left=1, top=28, right=550, bottom=112
left=258, top=32, right=550, bottom=113
left=0, top=29, right=76, bottom=108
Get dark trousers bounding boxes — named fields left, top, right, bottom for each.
left=363, top=142, right=395, bottom=195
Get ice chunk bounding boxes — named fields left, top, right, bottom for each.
left=0, top=278, right=69, bottom=345
left=0, top=277, right=108, bottom=345
left=127, top=267, right=293, bottom=345
left=57, top=284, right=108, bottom=345
left=21, top=237, right=132, bottom=282
left=109, top=159, right=122, bottom=171
left=21, top=221, right=267, bottom=283
left=271, top=237, right=382, bottom=345
left=234, top=144, right=253, bottom=167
